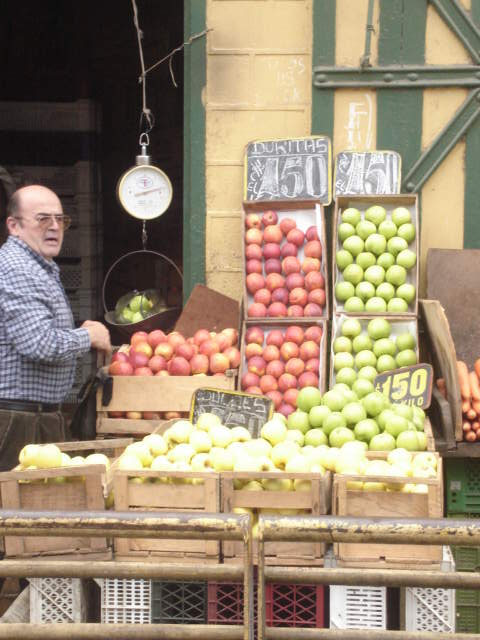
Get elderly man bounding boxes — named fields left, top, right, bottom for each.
left=0, top=184, right=111, bottom=470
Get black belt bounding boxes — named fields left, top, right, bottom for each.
left=0, top=399, right=61, bottom=413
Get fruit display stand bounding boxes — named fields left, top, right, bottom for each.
left=333, top=194, right=419, bottom=316
left=111, top=467, right=221, bottom=563
left=332, top=451, right=443, bottom=569
left=221, top=470, right=331, bottom=565
left=0, top=438, right=131, bottom=560
left=243, top=200, right=329, bottom=321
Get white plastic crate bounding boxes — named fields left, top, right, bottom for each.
left=6, top=161, right=100, bottom=196
left=0, top=99, right=101, bottom=132
left=330, top=585, right=387, bottom=629
left=97, top=578, right=151, bottom=624
left=60, top=224, right=103, bottom=259
left=404, top=547, right=456, bottom=633
left=67, top=288, right=100, bottom=324
left=29, top=577, right=86, bottom=623
left=59, top=256, right=102, bottom=291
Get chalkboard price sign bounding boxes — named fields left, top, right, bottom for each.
left=245, top=136, right=332, bottom=204
left=189, top=388, right=274, bottom=438
left=374, top=364, right=433, bottom=409
left=334, top=150, right=401, bottom=198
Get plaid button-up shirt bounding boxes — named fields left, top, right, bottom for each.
left=0, top=236, right=91, bottom=403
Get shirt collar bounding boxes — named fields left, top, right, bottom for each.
left=8, top=236, right=60, bottom=275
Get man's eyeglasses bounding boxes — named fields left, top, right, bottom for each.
left=13, top=214, right=72, bottom=230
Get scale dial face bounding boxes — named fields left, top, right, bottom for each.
left=117, top=165, right=173, bottom=220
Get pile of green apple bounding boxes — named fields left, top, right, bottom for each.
left=333, top=442, right=437, bottom=494
left=332, top=317, right=418, bottom=387
left=17, top=443, right=110, bottom=483
left=335, top=204, right=417, bottom=312
left=115, top=291, right=159, bottom=325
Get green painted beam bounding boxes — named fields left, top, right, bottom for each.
left=429, top=0, right=480, bottom=64
left=314, top=65, right=480, bottom=88
left=402, top=89, right=480, bottom=192
left=311, top=0, right=335, bottom=140
left=183, top=0, right=206, bottom=303
left=464, top=0, right=480, bottom=248
left=377, top=0, right=427, bottom=177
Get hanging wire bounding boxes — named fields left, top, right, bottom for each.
left=360, top=0, right=375, bottom=69
left=131, top=0, right=154, bottom=133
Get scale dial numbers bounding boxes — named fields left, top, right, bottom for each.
left=117, top=165, right=173, bottom=220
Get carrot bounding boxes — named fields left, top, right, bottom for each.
left=470, top=371, right=480, bottom=402
left=457, top=361, right=471, bottom=400
left=462, top=399, right=472, bottom=414
left=467, top=408, right=477, bottom=421
left=475, top=359, right=480, bottom=381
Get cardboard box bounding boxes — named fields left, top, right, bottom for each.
left=243, top=200, right=329, bottom=321
left=333, top=195, right=419, bottom=317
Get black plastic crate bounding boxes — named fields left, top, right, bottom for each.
left=151, top=581, right=207, bottom=624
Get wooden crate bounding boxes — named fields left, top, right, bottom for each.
left=222, top=470, right=332, bottom=565
left=0, top=438, right=131, bottom=559
left=96, top=370, right=237, bottom=436
left=112, top=469, right=221, bottom=563
left=333, top=452, right=444, bottom=569
left=333, top=194, right=419, bottom=317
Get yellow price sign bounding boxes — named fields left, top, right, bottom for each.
left=374, top=363, right=433, bottom=409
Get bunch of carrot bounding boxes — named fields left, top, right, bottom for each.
left=437, top=360, right=480, bottom=442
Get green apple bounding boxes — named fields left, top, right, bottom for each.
left=131, top=311, right=144, bottom=323
left=355, top=350, right=377, bottom=369
left=329, top=426, right=355, bottom=448
left=343, top=235, right=365, bottom=257
left=396, top=249, right=417, bottom=270
left=341, top=318, right=363, bottom=338
left=343, top=263, right=364, bottom=285
left=344, top=297, right=365, bottom=312
left=365, top=205, right=387, bottom=226
left=365, top=233, right=387, bottom=256
left=287, top=410, right=311, bottom=434
left=354, top=419, right=380, bottom=443
left=369, top=432, right=396, bottom=451
left=387, top=236, right=408, bottom=256
left=393, top=404, right=413, bottom=420
left=352, top=378, right=375, bottom=398
left=121, top=307, right=135, bottom=323
left=355, top=281, right=376, bottom=302
left=376, top=354, right=397, bottom=372
left=395, top=430, right=422, bottom=451
left=396, top=349, right=417, bottom=367
left=336, top=249, right=354, bottom=271
left=377, top=409, right=395, bottom=430
left=368, top=317, right=391, bottom=340
left=378, top=219, right=397, bottom=240
left=304, top=428, right=328, bottom=447
left=296, top=386, right=323, bottom=412
left=396, top=283, right=416, bottom=304
left=309, top=405, right=331, bottom=428
left=397, top=222, right=416, bottom=243
left=338, top=222, right=356, bottom=242
left=396, top=332, right=416, bottom=352
left=285, top=430, right=305, bottom=446
left=384, top=414, right=409, bottom=438
left=333, top=336, right=353, bottom=353
left=415, top=432, right=427, bottom=450
left=364, top=265, right=385, bottom=286
left=342, top=207, right=362, bottom=226
left=365, top=296, right=387, bottom=313
left=356, top=252, right=376, bottom=270
left=386, top=265, right=407, bottom=287
left=129, top=294, right=152, bottom=313
left=335, top=281, right=355, bottom=302
left=323, top=390, right=348, bottom=412
left=333, top=384, right=358, bottom=404
left=357, top=365, right=378, bottom=382
left=356, top=219, right=377, bottom=240
left=387, top=297, right=409, bottom=312
left=323, top=412, right=347, bottom=435
left=392, top=207, right=412, bottom=226
left=363, top=391, right=387, bottom=417
left=352, top=334, right=373, bottom=353
left=377, top=252, right=395, bottom=270
left=334, top=351, right=355, bottom=371
left=376, top=282, right=395, bottom=302
left=342, top=402, right=367, bottom=425
left=373, top=338, right=396, bottom=358
left=336, top=367, right=357, bottom=387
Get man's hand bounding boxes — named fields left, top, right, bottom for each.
left=81, top=320, right=112, bottom=354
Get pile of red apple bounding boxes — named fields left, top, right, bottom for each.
left=241, top=324, right=324, bottom=417
left=108, top=327, right=240, bottom=378
left=245, top=209, right=326, bottom=318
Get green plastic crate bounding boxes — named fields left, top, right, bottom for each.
left=456, top=588, right=480, bottom=634
left=446, top=459, right=480, bottom=515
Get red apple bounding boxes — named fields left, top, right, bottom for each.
left=221, top=327, right=239, bottom=347
left=223, top=346, right=241, bottom=369
left=130, top=331, right=148, bottom=347
left=246, top=259, right=263, bottom=275
left=300, top=340, right=320, bottom=361
left=271, top=287, right=289, bottom=305
left=283, top=387, right=299, bottom=407
left=245, top=343, right=263, bottom=359
left=265, top=273, right=285, bottom=292
left=263, top=243, right=281, bottom=260
left=246, top=244, right=263, bottom=261
left=134, top=366, right=154, bottom=376
left=287, top=228, right=305, bottom=247
left=263, top=344, right=280, bottom=362
left=131, top=341, right=153, bottom=359
left=260, top=374, right=278, bottom=394
left=143, top=412, right=161, bottom=420
left=279, top=218, right=297, bottom=234
left=280, top=341, right=300, bottom=361
left=305, top=225, right=319, bottom=241
left=199, top=338, right=220, bottom=357
left=304, top=325, right=323, bottom=343
left=263, top=225, right=283, bottom=244
left=265, top=258, right=282, bottom=275
left=304, top=240, right=322, bottom=259
left=287, top=305, right=304, bottom=317
left=154, top=342, right=174, bottom=360
left=129, top=351, right=150, bottom=369
left=280, top=242, right=298, bottom=258
left=245, top=213, right=262, bottom=229
left=108, top=360, right=134, bottom=376
left=282, top=256, right=301, bottom=275
left=190, top=353, right=209, bottom=374
left=305, top=271, right=325, bottom=291
left=298, top=371, right=319, bottom=388
left=304, top=303, right=323, bottom=316
left=148, top=354, right=167, bottom=373
left=285, top=273, right=305, bottom=291
left=210, top=352, right=230, bottom=374
left=146, top=330, right=166, bottom=349
left=285, top=357, right=305, bottom=377
left=267, top=302, right=287, bottom=317
left=245, top=326, right=264, bottom=345
left=169, top=356, right=191, bottom=376
left=278, top=373, right=298, bottom=392
left=289, top=287, right=308, bottom=307
left=245, top=385, right=262, bottom=395
left=176, top=342, right=195, bottom=361
left=262, top=210, right=278, bottom=226
left=248, top=355, right=267, bottom=376
left=266, top=390, right=283, bottom=409
left=254, top=288, right=272, bottom=306
left=126, top=411, right=143, bottom=419
left=308, top=288, right=326, bottom=307
left=245, top=228, right=263, bottom=245
left=278, top=403, right=295, bottom=418
left=167, top=332, right=186, bottom=350
left=193, top=328, right=211, bottom=346
left=108, top=411, right=125, bottom=418
left=266, top=359, right=285, bottom=379
left=248, top=302, right=267, bottom=318
left=214, top=333, right=230, bottom=351
left=246, top=273, right=266, bottom=294
left=110, top=351, right=129, bottom=364
left=305, top=358, right=320, bottom=374
left=285, top=325, right=305, bottom=345
left=241, top=371, right=260, bottom=390
left=266, top=330, right=284, bottom=348
left=302, top=257, right=321, bottom=274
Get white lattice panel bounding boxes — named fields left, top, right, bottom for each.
left=29, top=577, right=86, bottom=623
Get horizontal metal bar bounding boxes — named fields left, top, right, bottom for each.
left=265, top=566, right=480, bottom=589
left=265, top=628, right=474, bottom=640
left=313, top=64, right=480, bottom=88
left=0, top=560, right=244, bottom=581
left=0, top=624, right=243, bottom=640
left=0, top=509, right=249, bottom=541
left=258, top=514, right=480, bottom=545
